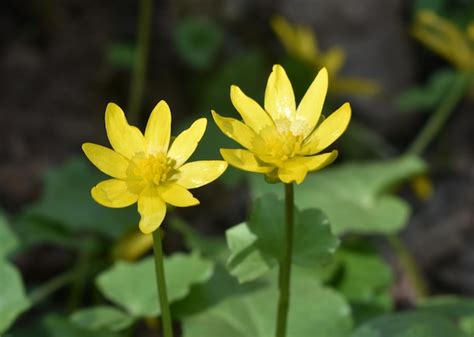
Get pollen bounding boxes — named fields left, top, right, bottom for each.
left=129, top=153, right=177, bottom=186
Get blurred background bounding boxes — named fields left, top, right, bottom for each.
left=0, top=0, right=473, bottom=335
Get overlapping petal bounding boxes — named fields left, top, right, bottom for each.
left=264, top=65, right=296, bottom=121
left=105, top=103, right=145, bottom=159
left=212, top=111, right=256, bottom=150
left=145, top=100, right=171, bottom=154
left=158, top=183, right=199, bottom=207
left=176, top=160, right=228, bottom=189
left=167, top=118, right=207, bottom=167
left=220, top=149, right=273, bottom=173
left=91, top=179, right=138, bottom=208
left=138, top=187, right=167, bottom=234
left=296, top=67, right=328, bottom=137
left=230, top=86, right=273, bottom=132
left=300, top=103, right=351, bottom=155
left=82, top=143, right=129, bottom=179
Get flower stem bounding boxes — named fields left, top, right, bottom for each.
left=406, top=71, right=470, bottom=156
left=152, top=229, right=173, bottom=337
left=275, top=183, right=294, bottom=337
left=388, top=234, right=428, bottom=298
left=128, top=0, right=153, bottom=124
left=389, top=71, right=471, bottom=301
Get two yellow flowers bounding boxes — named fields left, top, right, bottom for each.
left=83, top=65, right=351, bottom=234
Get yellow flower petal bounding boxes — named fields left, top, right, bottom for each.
left=177, top=160, right=228, bottom=189
left=82, top=143, right=129, bottom=179
left=278, top=165, right=308, bottom=184
left=230, top=85, right=273, bottom=132
left=158, top=183, right=199, bottom=207
left=271, top=16, right=318, bottom=65
left=91, top=179, right=138, bottom=208
left=278, top=151, right=337, bottom=184
left=300, top=103, right=351, bottom=155
left=105, top=103, right=145, bottom=159
left=321, top=47, right=345, bottom=76
left=138, top=187, right=167, bottom=234
left=167, top=118, right=207, bottom=167
left=220, top=149, right=273, bottom=173
left=145, top=100, right=171, bottom=154
left=332, top=78, right=380, bottom=96
left=211, top=111, right=256, bottom=150
left=296, top=67, right=328, bottom=137
left=264, top=65, right=296, bottom=121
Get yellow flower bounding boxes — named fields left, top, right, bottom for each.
left=213, top=64, right=351, bottom=184
left=271, top=15, right=379, bottom=96
left=82, top=101, right=228, bottom=234
left=412, top=10, right=474, bottom=71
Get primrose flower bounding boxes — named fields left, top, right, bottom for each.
left=271, top=15, right=379, bottom=96
left=83, top=101, right=227, bottom=234
left=213, top=64, right=351, bottom=184
left=412, top=10, right=474, bottom=71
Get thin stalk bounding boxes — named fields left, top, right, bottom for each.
left=388, top=234, right=428, bottom=298
left=29, top=270, right=77, bottom=305
left=390, top=71, right=471, bottom=301
left=407, top=72, right=470, bottom=155
left=275, top=183, right=294, bottom=337
left=128, top=0, right=153, bottom=124
left=152, top=229, right=173, bottom=337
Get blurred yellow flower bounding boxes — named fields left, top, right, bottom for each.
left=412, top=10, right=474, bottom=71
left=83, top=101, right=227, bottom=234
left=410, top=174, right=434, bottom=201
left=213, top=64, right=351, bottom=184
left=271, top=15, right=379, bottom=96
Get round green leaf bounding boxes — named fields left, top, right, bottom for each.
left=0, top=212, right=19, bottom=258
left=182, top=282, right=352, bottom=337
left=70, top=306, right=134, bottom=332
left=0, top=261, right=31, bottom=333
left=351, top=312, right=467, bottom=337
left=226, top=194, right=339, bottom=283
left=96, top=253, right=213, bottom=318
left=251, top=156, right=426, bottom=235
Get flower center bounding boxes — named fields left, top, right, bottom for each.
left=253, top=118, right=304, bottom=164
left=128, top=153, right=177, bottom=187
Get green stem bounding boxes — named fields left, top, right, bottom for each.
left=128, top=0, right=153, bottom=124
left=29, top=270, right=77, bottom=305
left=406, top=72, right=470, bottom=155
left=388, top=234, right=428, bottom=298
left=390, top=71, right=471, bottom=301
left=275, top=183, right=294, bottom=337
left=152, top=229, right=173, bottom=337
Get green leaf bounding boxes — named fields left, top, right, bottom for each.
left=19, top=157, right=138, bottom=242
left=226, top=223, right=274, bottom=283
left=173, top=16, right=223, bottom=70
left=169, top=217, right=227, bottom=261
left=351, top=312, right=467, bottom=337
left=227, top=194, right=339, bottom=283
left=396, top=69, right=458, bottom=112
left=0, top=261, right=31, bottom=334
left=335, top=243, right=394, bottom=324
left=460, top=315, right=474, bottom=336
left=251, top=156, right=426, bottom=235
left=172, top=263, right=265, bottom=318
left=96, top=253, right=213, bottom=318
left=417, top=296, right=474, bottom=320
left=0, top=212, right=19, bottom=258
left=182, top=281, right=353, bottom=337
left=337, top=248, right=393, bottom=304
left=41, top=314, right=123, bottom=337
left=70, top=306, right=134, bottom=332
